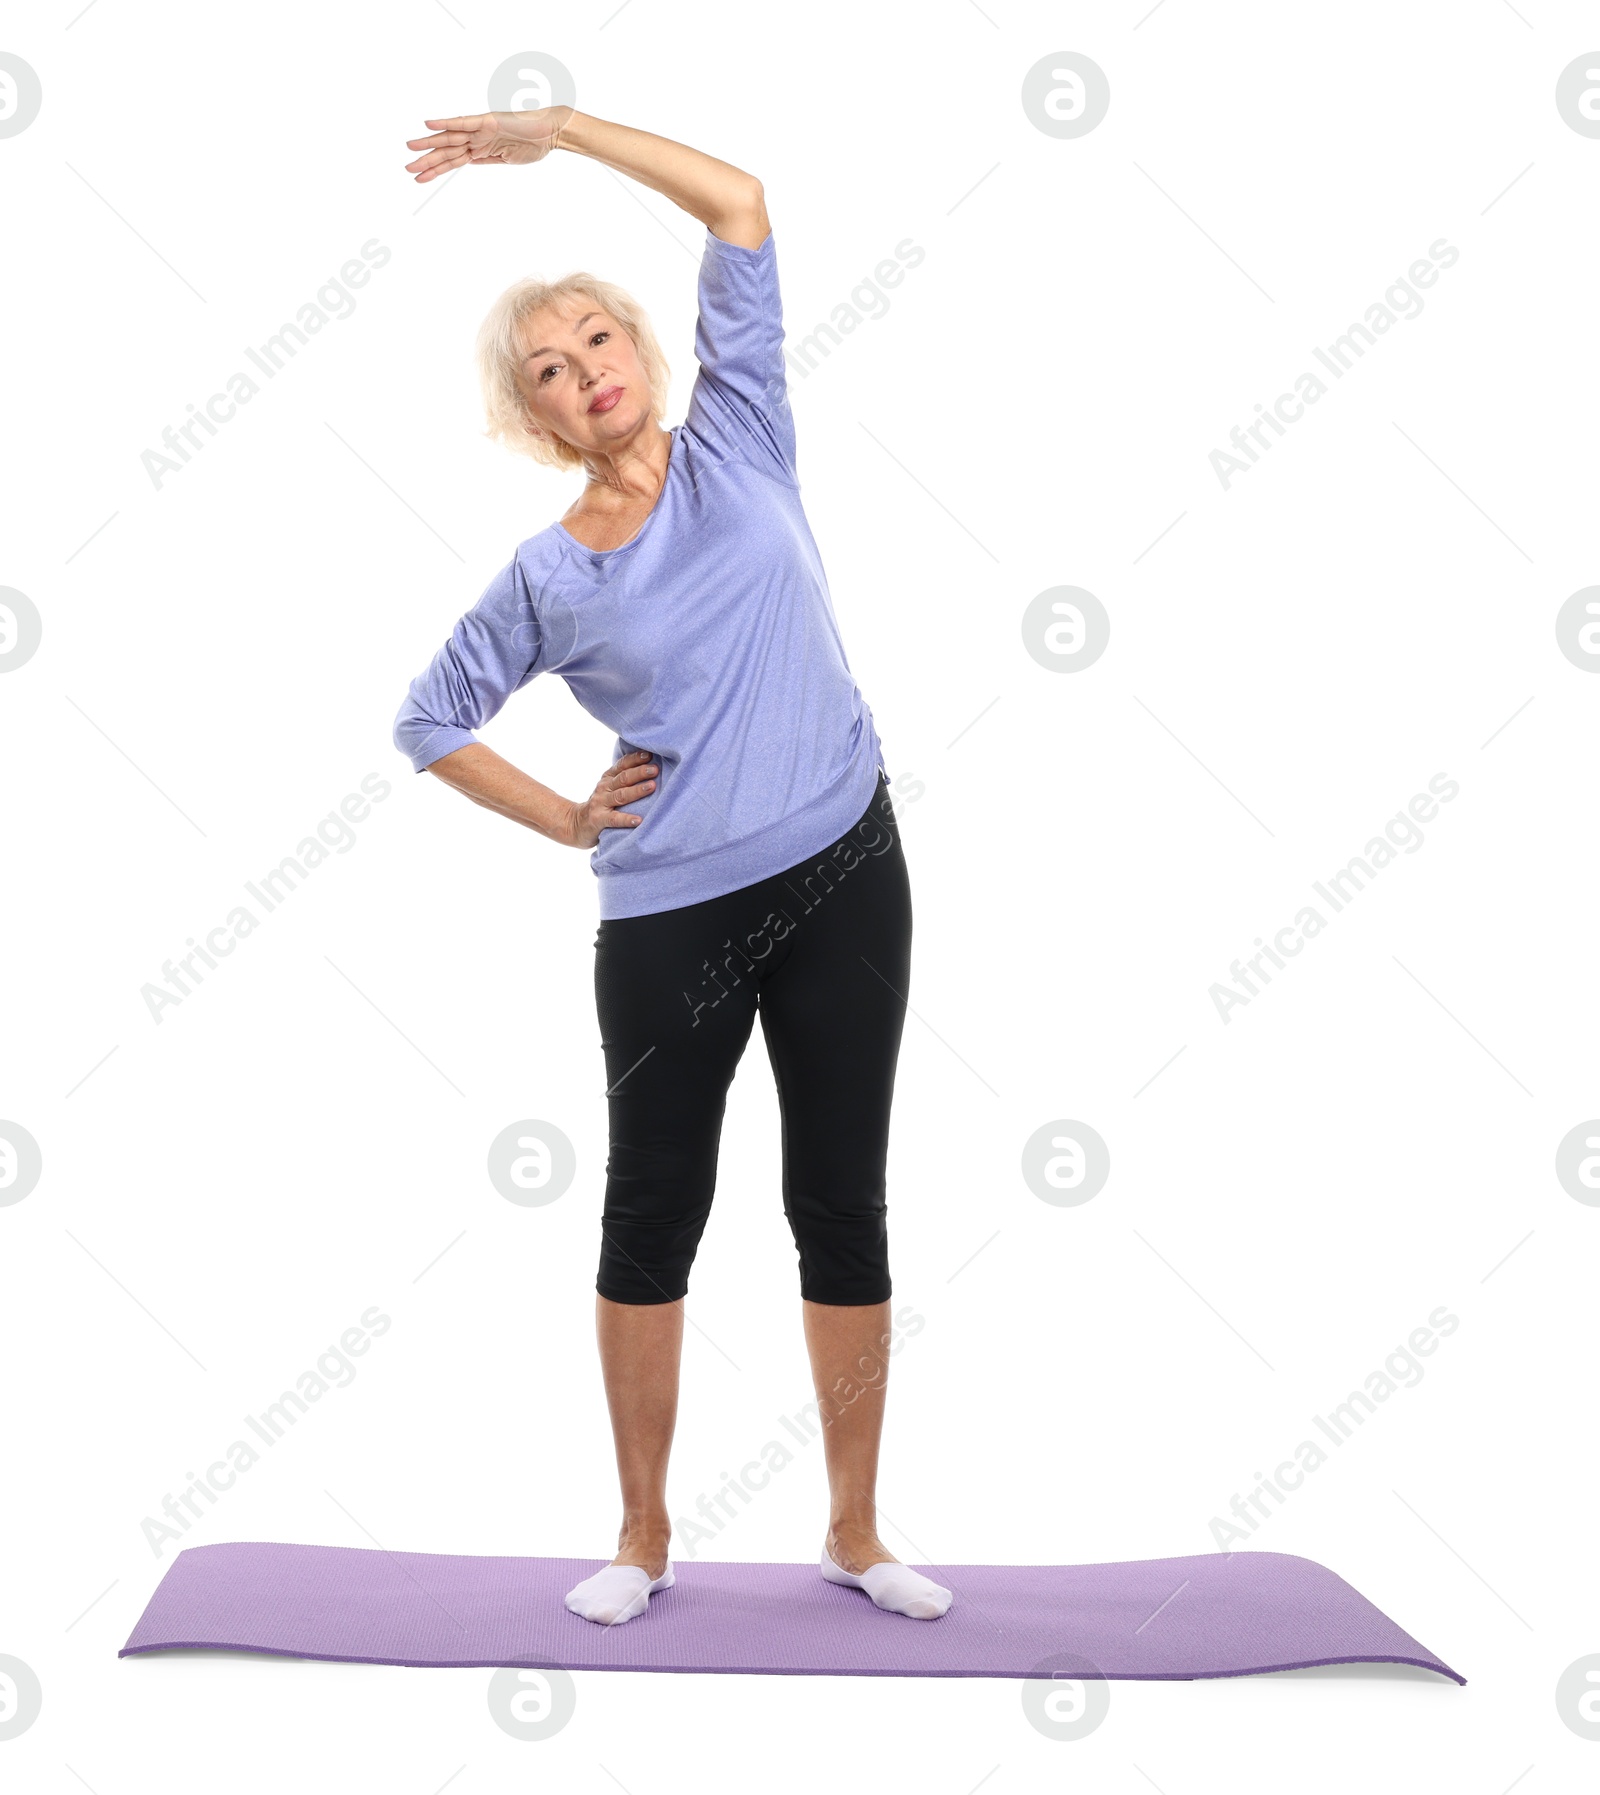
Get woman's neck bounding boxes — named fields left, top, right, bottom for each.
left=580, top=421, right=673, bottom=506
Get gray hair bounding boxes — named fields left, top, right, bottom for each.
left=474, top=271, right=671, bottom=472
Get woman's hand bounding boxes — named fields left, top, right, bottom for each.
left=404, top=107, right=574, bottom=182
left=567, top=750, right=658, bottom=849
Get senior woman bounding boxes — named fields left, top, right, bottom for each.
left=394, top=106, right=950, bottom=1627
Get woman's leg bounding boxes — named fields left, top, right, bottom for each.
left=753, top=774, right=926, bottom=1584
left=577, top=895, right=757, bottom=1609
left=801, top=1296, right=895, bottom=1575
left=595, top=1294, right=682, bottom=1577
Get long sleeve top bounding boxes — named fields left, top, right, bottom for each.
left=392, top=226, right=886, bottom=919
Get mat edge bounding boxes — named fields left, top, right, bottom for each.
left=116, top=1642, right=1465, bottom=1684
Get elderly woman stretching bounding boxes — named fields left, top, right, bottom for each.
left=393, top=105, right=949, bottom=1626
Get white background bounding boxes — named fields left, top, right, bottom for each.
left=2, top=0, right=1595, bottom=1787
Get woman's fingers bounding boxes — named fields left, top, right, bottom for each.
left=606, top=751, right=655, bottom=779
left=596, top=753, right=657, bottom=815
left=404, top=145, right=472, bottom=180
left=405, top=120, right=493, bottom=180
left=405, top=128, right=474, bottom=150
left=405, top=127, right=484, bottom=159
left=607, top=770, right=658, bottom=803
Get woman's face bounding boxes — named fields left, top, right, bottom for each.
left=515, top=299, right=653, bottom=458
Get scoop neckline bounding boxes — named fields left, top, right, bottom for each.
left=552, top=424, right=681, bottom=558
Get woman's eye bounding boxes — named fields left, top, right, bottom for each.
left=539, top=364, right=559, bottom=382
left=590, top=331, right=609, bottom=346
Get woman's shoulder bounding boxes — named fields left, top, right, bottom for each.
left=457, top=525, right=575, bottom=630
left=502, top=521, right=582, bottom=597
left=512, top=520, right=572, bottom=568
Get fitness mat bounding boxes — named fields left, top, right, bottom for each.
left=119, top=1542, right=1464, bottom=1682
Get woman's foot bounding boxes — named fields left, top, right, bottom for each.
left=564, top=1524, right=673, bottom=1626
left=564, top=1559, right=673, bottom=1625
left=821, top=1524, right=953, bottom=1620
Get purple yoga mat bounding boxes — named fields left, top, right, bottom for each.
left=119, top=1542, right=1464, bottom=1682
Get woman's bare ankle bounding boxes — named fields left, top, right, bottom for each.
left=826, top=1519, right=895, bottom=1577
left=613, top=1517, right=672, bottom=1580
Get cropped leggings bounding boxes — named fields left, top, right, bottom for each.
left=592, top=769, right=912, bottom=1306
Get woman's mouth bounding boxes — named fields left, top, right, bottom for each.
left=589, top=386, right=623, bottom=413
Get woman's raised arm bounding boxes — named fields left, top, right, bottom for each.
left=404, top=108, right=771, bottom=250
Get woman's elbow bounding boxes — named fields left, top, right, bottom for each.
left=391, top=700, right=418, bottom=762
left=714, top=178, right=769, bottom=250
left=392, top=695, right=440, bottom=769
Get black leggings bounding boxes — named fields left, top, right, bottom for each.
left=592, top=769, right=912, bottom=1306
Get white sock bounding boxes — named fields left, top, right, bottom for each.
left=564, top=1559, right=674, bottom=1626
left=820, top=1548, right=953, bottom=1620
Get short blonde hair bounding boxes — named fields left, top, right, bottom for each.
left=474, top=272, right=671, bottom=471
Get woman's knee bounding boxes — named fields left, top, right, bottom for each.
left=786, top=1204, right=891, bottom=1305
left=596, top=1210, right=707, bottom=1304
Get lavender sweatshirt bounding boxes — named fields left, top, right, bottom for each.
left=392, top=227, right=887, bottom=920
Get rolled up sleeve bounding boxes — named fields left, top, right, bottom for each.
left=393, top=554, right=545, bottom=773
